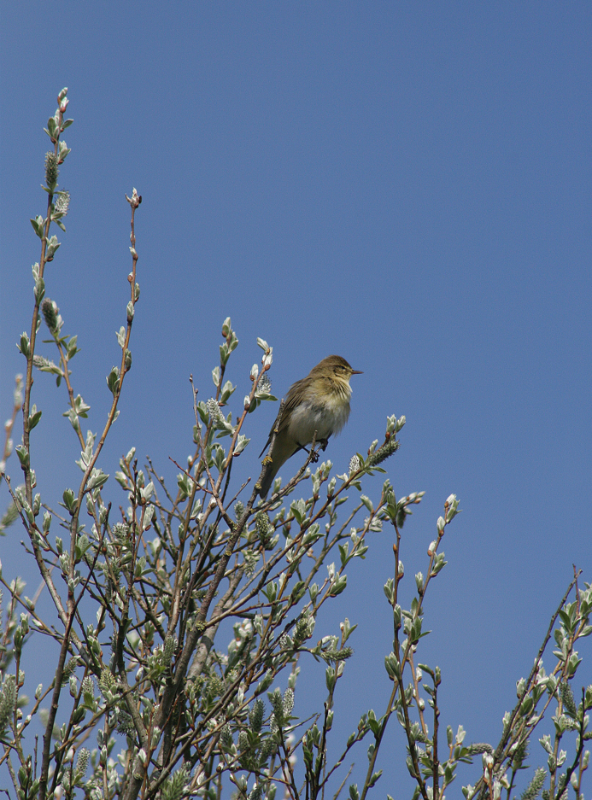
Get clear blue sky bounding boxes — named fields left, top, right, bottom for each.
left=1, top=2, right=591, bottom=795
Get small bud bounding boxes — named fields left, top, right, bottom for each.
left=18, top=332, right=31, bottom=357
left=257, top=375, right=272, bottom=396
left=125, top=188, right=142, bottom=208
left=45, top=152, right=59, bottom=190
left=415, top=572, right=424, bottom=593
left=54, top=190, right=70, bottom=216
left=41, top=298, right=60, bottom=334
left=367, top=438, right=400, bottom=466
left=349, top=455, right=360, bottom=475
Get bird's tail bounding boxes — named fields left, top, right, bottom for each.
left=258, top=461, right=277, bottom=498
left=258, top=432, right=298, bottom=498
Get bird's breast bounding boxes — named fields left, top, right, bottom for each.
left=287, top=394, right=351, bottom=445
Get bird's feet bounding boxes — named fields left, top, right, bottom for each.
left=296, top=438, right=329, bottom=463
left=310, top=440, right=329, bottom=463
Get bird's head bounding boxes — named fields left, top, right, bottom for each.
left=311, top=355, right=363, bottom=384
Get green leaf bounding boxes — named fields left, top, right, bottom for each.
left=360, top=494, right=373, bottom=512
left=368, top=770, right=382, bottom=788
left=62, top=489, right=77, bottom=514
left=30, top=215, right=45, bottom=238
left=16, top=445, right=30, bottom=469
left=330, top=575, right=347, bottom=596
left=18, top=333, right=31, bottom=357
left=87, top=470, right=109, bottom=491
left=34, top=277, right=45, bottom=303
left=106, top=366, right=120, bottom=395
left=290, top=581, right=306, bottom=605
left=28, top=406, right=42, bottom=431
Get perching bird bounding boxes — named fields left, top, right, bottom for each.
left=258, top=355, right=362, bottom=498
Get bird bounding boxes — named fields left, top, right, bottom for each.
left=258, top=355, right=362, bottom=498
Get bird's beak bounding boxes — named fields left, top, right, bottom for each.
left=351, top=369, right=363, bottom=375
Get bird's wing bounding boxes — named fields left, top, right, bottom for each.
left=258, top=378, right=306, bottom=457
left=258, top=433, right=273, bottom=458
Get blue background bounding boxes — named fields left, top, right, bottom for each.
left=1, top=3, right=591, bottom=795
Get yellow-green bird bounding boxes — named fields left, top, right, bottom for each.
left=258, top=355, right=362, bottom=498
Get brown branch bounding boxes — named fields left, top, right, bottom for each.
left=68, top=191, right=141, bottom=576
left=475, top=574, right=579, bottom=799
left=22, top=97, right=67, bottom=510
left=0, top=374, right=23, bottom=477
